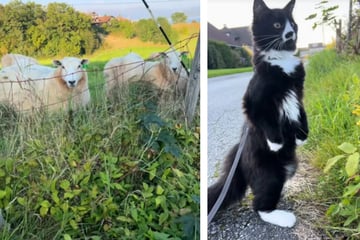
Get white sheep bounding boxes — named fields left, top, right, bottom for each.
left=104, top=51, right=190, bottom=98
left=103, top=52, right=145, bottom=96
left=142, top=57, right=178, bottom=90
left=1, top=53, right=38, bottom=68
left=149, top=50, right=190, bottom=95
left=0, top=57, right=90, bottom=112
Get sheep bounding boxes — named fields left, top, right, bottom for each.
left=142, top=56, right=178, bottom=90
left=149, top=50, right=190, bottom=95
left=0, top=57, right=90, bottom=112
left=104, top=51, right=190, bottom=98
left=1, top=53, right=38, bottom=68
left=103, top=52, right=145, bottom=96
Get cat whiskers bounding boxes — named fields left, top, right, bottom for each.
left=253, top=36, right=282, bottom=62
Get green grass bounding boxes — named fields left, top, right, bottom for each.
left=303, top=49, right=360, bottom=238
left=208, top=67, right=253, bottom=78
left=0, top=32, right=200, bottom=238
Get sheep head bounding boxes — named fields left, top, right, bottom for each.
left=153, top=51, right=188, bottom=73
left=53, top=57, right=88, bottom=88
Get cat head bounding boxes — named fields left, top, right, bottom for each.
left=252, top=0, right=297, bottom=52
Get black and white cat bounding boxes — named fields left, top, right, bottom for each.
left=208, top=0, right=308, bottom=228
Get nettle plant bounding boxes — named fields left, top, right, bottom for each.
left=324, top=105, right=360, bottom=232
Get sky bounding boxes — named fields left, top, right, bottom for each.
left=208, top=0, right=349, bottom=48
left=0, top=0, right=200, bottom=22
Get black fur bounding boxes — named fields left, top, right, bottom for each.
left=208, top=0, right=308, bottom=215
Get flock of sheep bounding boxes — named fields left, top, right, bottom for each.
left=0, top=51, right=189, bottom=112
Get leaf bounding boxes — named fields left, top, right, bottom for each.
left=60, top=180, right=70, bottom=191
left=0, top=169, right=5, bottom=177
left=305, top=13, right=317, bottom=20
left=345, top=152, right=359, bottom=177
left=173, top=168, right=184, bottom=178
left=344, top=214, right=358, bottom=227
left=116, top=216, right=133, bottom=223
left=155, top=196, right=165, bottom=208
left=130, top=208, right=138, bottom=222
left=40, top=206, right=48, bottom=217
left=0, top=190, right=6, bottom=199
left=324, top=155, right=345, bottom=173
left=152, top=232, right=170, bottom=240
left=149, top=168, right=156, bottom=181
left=343, top=182, right=360, bottom=197
left=63, top=234, right=72, bottom=240
left=40, top=200, right=51, bottom=208
left=156, top=185, right=164, bottom=195
left=338, top=142, right=357, bottom=154
left=159, top=212, right=169, bottom=225
left=17, top=197, right=26, bottom=206
left=69, top=219, right=78, bottom=230
left=64, top=192, right=75, bottom=199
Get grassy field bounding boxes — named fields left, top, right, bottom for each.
left=303, top=50, right=360, bottom=238
left=208, top=67, right=253, bottom=78
left=0, top=25, right=200, bottom=239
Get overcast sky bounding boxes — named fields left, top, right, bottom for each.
left=208, top=0, right=349, bottom=48
left=0, top=0, right=200, bottom=22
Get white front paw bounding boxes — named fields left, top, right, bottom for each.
left=258, top=210, right=296, bottom=228
left=296, top=138, right=307, bottom=146
left=266, top=139, right=283, bottom=152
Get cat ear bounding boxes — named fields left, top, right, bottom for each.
left=253, top=0, right=269, bottom=15
left=284, top=0, right=295, bottom=13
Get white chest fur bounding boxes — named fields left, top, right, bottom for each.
left=262, top=50, right=301, bottom=75
left=281, top=90, right=300, bottom=123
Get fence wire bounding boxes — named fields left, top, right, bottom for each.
left=0, top=33, right=199, bottom=113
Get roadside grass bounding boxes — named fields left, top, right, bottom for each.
left=208, top=67, right=253, bottom=78
left=303, top=49, right=360, bottom=238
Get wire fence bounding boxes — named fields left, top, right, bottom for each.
left=0, top=33, right=199, bottom=113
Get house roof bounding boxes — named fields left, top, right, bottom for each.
left=208, top=22, right=253, bottom=48
left=91, top=15, right=114, bottom=24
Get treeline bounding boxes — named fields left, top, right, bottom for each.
left=0, top=1, right=182, bottom=57
left=208, top=40, right=251, bottom=69
left=103, top=17, right=179, bottom=44
left=0, top=1, right=100, bottom=56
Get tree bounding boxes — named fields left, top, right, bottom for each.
left=171, top=12, right=187, bottom=24
left=306, top=0, right=360, bottom=54
left=135, top=18, right=178, bottom=44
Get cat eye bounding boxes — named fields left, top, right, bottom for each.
left=273, top=22, right=282, bottom=29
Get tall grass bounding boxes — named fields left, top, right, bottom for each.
left=305, top=50, right=360, bottom=166
left=0, top=61, right=199, bottom=239
left=304, top=50, right=360, bottom=237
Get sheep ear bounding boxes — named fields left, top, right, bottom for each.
left=159, top=52, right=167, bottom=58
left=81, top=59, right=89, bottom=65
left=53, top=60, right=62, bottom=67
left=180, top=51, right=189, bottom=57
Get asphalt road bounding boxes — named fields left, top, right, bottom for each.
left=207, top=72, right=300, bottom=240
left=207, top=72, right=252, bottom=185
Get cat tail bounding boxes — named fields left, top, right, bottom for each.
left=208, top=143, right=247, bottom=213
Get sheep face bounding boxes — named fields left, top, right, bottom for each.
left=163, top=51, right=188, bottom=73
left=53, top=58, right=88, bottom=88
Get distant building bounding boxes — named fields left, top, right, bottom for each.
left=208, top=22, right=253, bottom=48
left=91, top=12, right=115, bottom=25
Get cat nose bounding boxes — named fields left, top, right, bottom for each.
left=285, top=31, right=294, bottom=40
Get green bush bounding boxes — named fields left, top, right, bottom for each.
left=0, top=81, right=199, bottom=239
left=208, top=40, right=251, bottom=69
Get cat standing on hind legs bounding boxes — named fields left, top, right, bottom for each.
left=208, top=0, right=309, bottom=228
